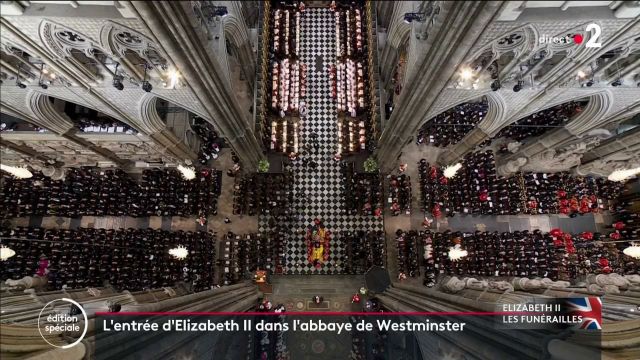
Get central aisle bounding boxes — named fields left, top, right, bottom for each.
left=279, top=8, right=384, bottom=275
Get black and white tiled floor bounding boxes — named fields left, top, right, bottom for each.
left=259, top=8, right=383, bottom=275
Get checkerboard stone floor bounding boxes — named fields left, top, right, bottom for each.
left=259, top=8, right=384, bottom=275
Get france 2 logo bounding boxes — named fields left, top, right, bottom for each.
left=540, top=23, right=602, bottom=48
left=577, top=23, right=602, bottom=48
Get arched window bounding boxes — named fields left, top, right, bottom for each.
left=495, top=99, right=589, bottom=142
left=49, top=96, right=138, bottom=134
left=40, top=21, right=118, bottom=84
left=101, top=22, right=172, bottom=87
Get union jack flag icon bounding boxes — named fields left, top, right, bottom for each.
left=566, top=297, right=602, bottom=330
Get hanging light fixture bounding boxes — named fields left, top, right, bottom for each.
left=141, top=63, right=152, bottom=92
left=169, top=245, right=189, bottom=259
left=0, top=246, right=16, bottom=261
left=448, top=244, right=468, bottom=261
left=608, top=167, right=640, bottom=182
left=443, top=163, right=462, bottom=178
left=0, top=164, right=33, bottom=179
left=112, top=63, right=124, bottom=90
left=623, top=243, right=640, bottom=259
left=177, top=164, right=196, bottom=180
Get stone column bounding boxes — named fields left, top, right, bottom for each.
left=376, top=2, right=503, bottom=172
left=126, top=1, right=264, bottom=170
left=438, top=91, right=508, bottom=165
left=376, top=1, right=395, bottom=29
left=378, top=2, right=413, bottom=90
left=235, top=40, right=256, bottom=89
left=226, top=2, right=256, bottom=89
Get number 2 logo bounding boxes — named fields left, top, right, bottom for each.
left=585, top=23, right=602, bottom=48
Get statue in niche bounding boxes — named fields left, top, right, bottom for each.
left=520, top=129, right=611, bottom=173
left=120, top=143, right=141, bottom=153
left=498, top=157, right=528, bottom=175
left=575, top=150, right=640, bottom=177
left=507, top=141, right=522, bottom=153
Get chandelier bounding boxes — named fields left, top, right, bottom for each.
left=0, top=164, right=33, bottom=179
left=443, top=163, right=462, bottom=178
left=608, top=167, right=640, bottom=182
left=177, top=164, right=196, bottom=180
left=169, top=245, right=189, bottom=259
left=0, top=246, right=16, bottom=261
left=448, top=245, right=468, bottom=261
left=623, top=243, right=640, bottom=259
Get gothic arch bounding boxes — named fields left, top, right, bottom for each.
left=138, top=93, right=210, bottom=131
left=223, top=15, right=249, bottom=48
left=477, top=92, right=508, bottom=136
left=424, top=92, right=491, bottom=122
left=38, top=20, right=107, bottom=84
left=565, top=90, right=614, bottom=135
left=137, top=93, right=203, bottom=161
left=39, top=20, right=103, bottom=58
left=138, top=93, right=169, bottom=134
left=468, top=25, right=539, bottom=71
left=416, top=94, right=489, bottom=135
left=386, top=1, right=414, bottom=50
left=590, top=34, right=640, bottom=83
left=28, top=90, right=139, bottom=134
left=99, top=21, right=168, bottom=82
left=25, top=90, right=76, bottom=134
left=99, top=22, right=160, bottom=60
left=1, top=41, right=40, bottom=82
left=387, top=17, right=411, bottom=50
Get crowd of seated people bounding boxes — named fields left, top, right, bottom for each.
left=343, top=230, right=385, bottom=274
left=140, top=168, right=221, bottom=218
left=232, top=173, right=293, bottom=216
left=332, top=1, right=376, bottom=154
left=395, top=230, right=421, bottom=279
left=519, top=172, right=623, bottom=216
left=0, top=227, right=216, bottom=292
left=341, top=162, right=383, bottom=216
left=74, top=116, right=137, bottom=134
left=252, top=302, right=288, bottom=359
left=221, top=231, right=242, bottom=285
left=388, top=174, right=411, bottom=216
left=493, top=174, right=526, bottom=215
left=268, top=2, right=306, bottom=118
left=350, top=322, right=367, bottom=360
left=1, top=168, right=222, bottom=218
left=418, top=229, right=637, bottom=288
left=337, top=116, right=368, bottom=155
left=418, top=151, right=624, bottom=217
left=449, top=150, right=498, bottom=215
left=222, top=230, right=286, bottom=285
left=269, top=117, right=301, bottom=156
left=495, top=101, right=585, bottom=142
left=1, top=120, right=44, bottom=132
left=192, top=117, right=223, bottom=165
left=416, top=100, right=488, bottom=147
left=609, top=196, right=640, bottom=275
